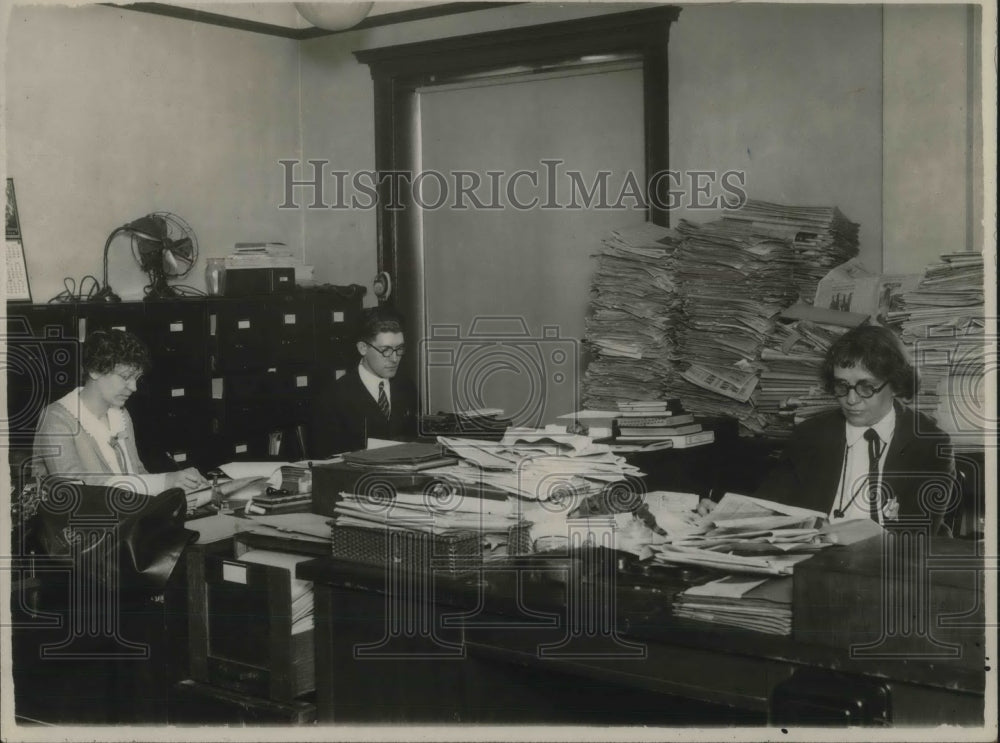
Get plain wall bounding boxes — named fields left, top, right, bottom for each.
left=4, top=4, right=303, bottom=302
left=883, top=4, right=978, bottom=273
left=3, top=3, right=982, bottom=302
left=669, top=4, right=884, bottom=271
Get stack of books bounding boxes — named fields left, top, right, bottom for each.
left=280, top=464, right=312, bottom=494
left=613, top=399, right=714, bottom=448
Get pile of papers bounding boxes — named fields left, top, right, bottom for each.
left=582, top=222, right=682, bottom=408
left=884, top=253, right=988, bottom=438
left=237, top=549, right=315, bottom=634
left=673, top=575, right=793, bottom=635
left=757, top=310, right=852, bottom=436
left=724, top=200, right=860, bottom=303
left=663, top=201, right=858, bottom=434
left=643, top=493, right=833, bottom=576
left=581, top=204, right=858, bottom=434
left=435, top=429, right=643, bottom=504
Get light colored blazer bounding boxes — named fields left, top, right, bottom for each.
left=33, top=392, right=167, bottom=496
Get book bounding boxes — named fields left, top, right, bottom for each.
left=614, top=413, right=694, bottom=426
left=616, top=430, right=715, bottom=448
left=618, top=423, right=703, bottom=437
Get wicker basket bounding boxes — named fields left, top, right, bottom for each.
left=330, top=524, right=483, bottom=576
left=330, top=523, right=533, bottom=575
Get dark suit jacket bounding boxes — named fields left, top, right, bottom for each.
left=311, top=367, right=418, bottom=457
left=755, top=402, right=957, bottom=526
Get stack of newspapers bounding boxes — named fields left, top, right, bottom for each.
left=662, top=201, right=859, bottom=434
left=885, top=252, right=987, bottom=439
left=582, top=222, right=682, bottom=408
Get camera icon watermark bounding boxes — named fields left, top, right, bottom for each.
left=2, top=316, right=79, bottom=441
left=419, top=316, right=579, bottom=434
left=911, top=326, right=998, bottom=446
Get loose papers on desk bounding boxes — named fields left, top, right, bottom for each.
left=644, top=493, right=832, bottom=575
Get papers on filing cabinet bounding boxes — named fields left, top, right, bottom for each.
left=674, top=575, right=793, bottom=635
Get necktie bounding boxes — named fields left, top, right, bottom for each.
left=864, top=428, right=883, bottom=522
left=110, top=434, right=129, bottom=474
left=377, top=381, right=390, bottom=420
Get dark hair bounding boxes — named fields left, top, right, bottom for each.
left=357, top=306, right=404, bottom=343
left=821, top=324, right=916, bottom=399
left=82, top=330, right=151, bottom=376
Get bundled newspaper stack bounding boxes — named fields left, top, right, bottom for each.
left=723, top=200, right=860, bottom=302
left=582, top=222, right=682, bottom=408
left=756, top=312, right=851, bottom=436
left=667, top=216, right=803, bottom=433
left=885, top=252, right=987, bottom=438
left=661, top=201, right=859, bottom=434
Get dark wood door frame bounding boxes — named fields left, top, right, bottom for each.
left=354, top=6, right=680, bottom=357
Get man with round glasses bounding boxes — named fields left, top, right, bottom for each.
left=312, top=306, right=417, bottom=456
left=753, top=324, right=956, bottom=530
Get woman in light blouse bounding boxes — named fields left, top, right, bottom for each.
left=33, top=329, right=207, bottom=495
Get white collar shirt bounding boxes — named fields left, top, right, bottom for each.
left=830, top=406, right=896, bottom=525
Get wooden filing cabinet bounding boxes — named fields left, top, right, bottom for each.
left=4, top=288, right=364, bottom=471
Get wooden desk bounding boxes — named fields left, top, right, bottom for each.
left=298, top=539, right=986, bottom=726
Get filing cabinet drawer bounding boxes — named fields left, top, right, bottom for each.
left=137, top=376, right=212, bottom=433
left=210, top=431, right=270, bottom=462
left=210, top=301, right=268, bottom=372
left=143, top=300, right=208, bottom=371
left=267, top=297, right=315, bottom=364
left=77, top=303, right=145, bottom=339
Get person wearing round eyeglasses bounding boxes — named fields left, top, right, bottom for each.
left=749, top=324, right=956, bottom=530
left=32, top=329, right=208, bottom=494
left=312, top=306, right=417, bottom=456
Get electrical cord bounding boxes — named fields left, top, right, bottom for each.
left=48, top=275, right=102, bottom=303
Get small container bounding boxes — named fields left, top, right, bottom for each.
left=205, top=258, right=226, bottom=296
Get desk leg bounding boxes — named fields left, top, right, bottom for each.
left=313, top=583, right=335, bottom=721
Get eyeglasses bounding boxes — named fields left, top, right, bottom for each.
left=113, top=368, right=144, bottom=385
left=363, top=342, right=406, bottom=360
left=832, top=379, right=889, bottom=399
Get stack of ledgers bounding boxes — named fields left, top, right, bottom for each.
left=582, top=222, right=682, bottom=408
left=661, top=200, right=859, bottom=435
left=884, top=252, right=988, bottom=438
left=613, top=399, right=715, bottom=448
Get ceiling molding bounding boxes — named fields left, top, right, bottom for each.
left=114, top=2, right=523, bottom=39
